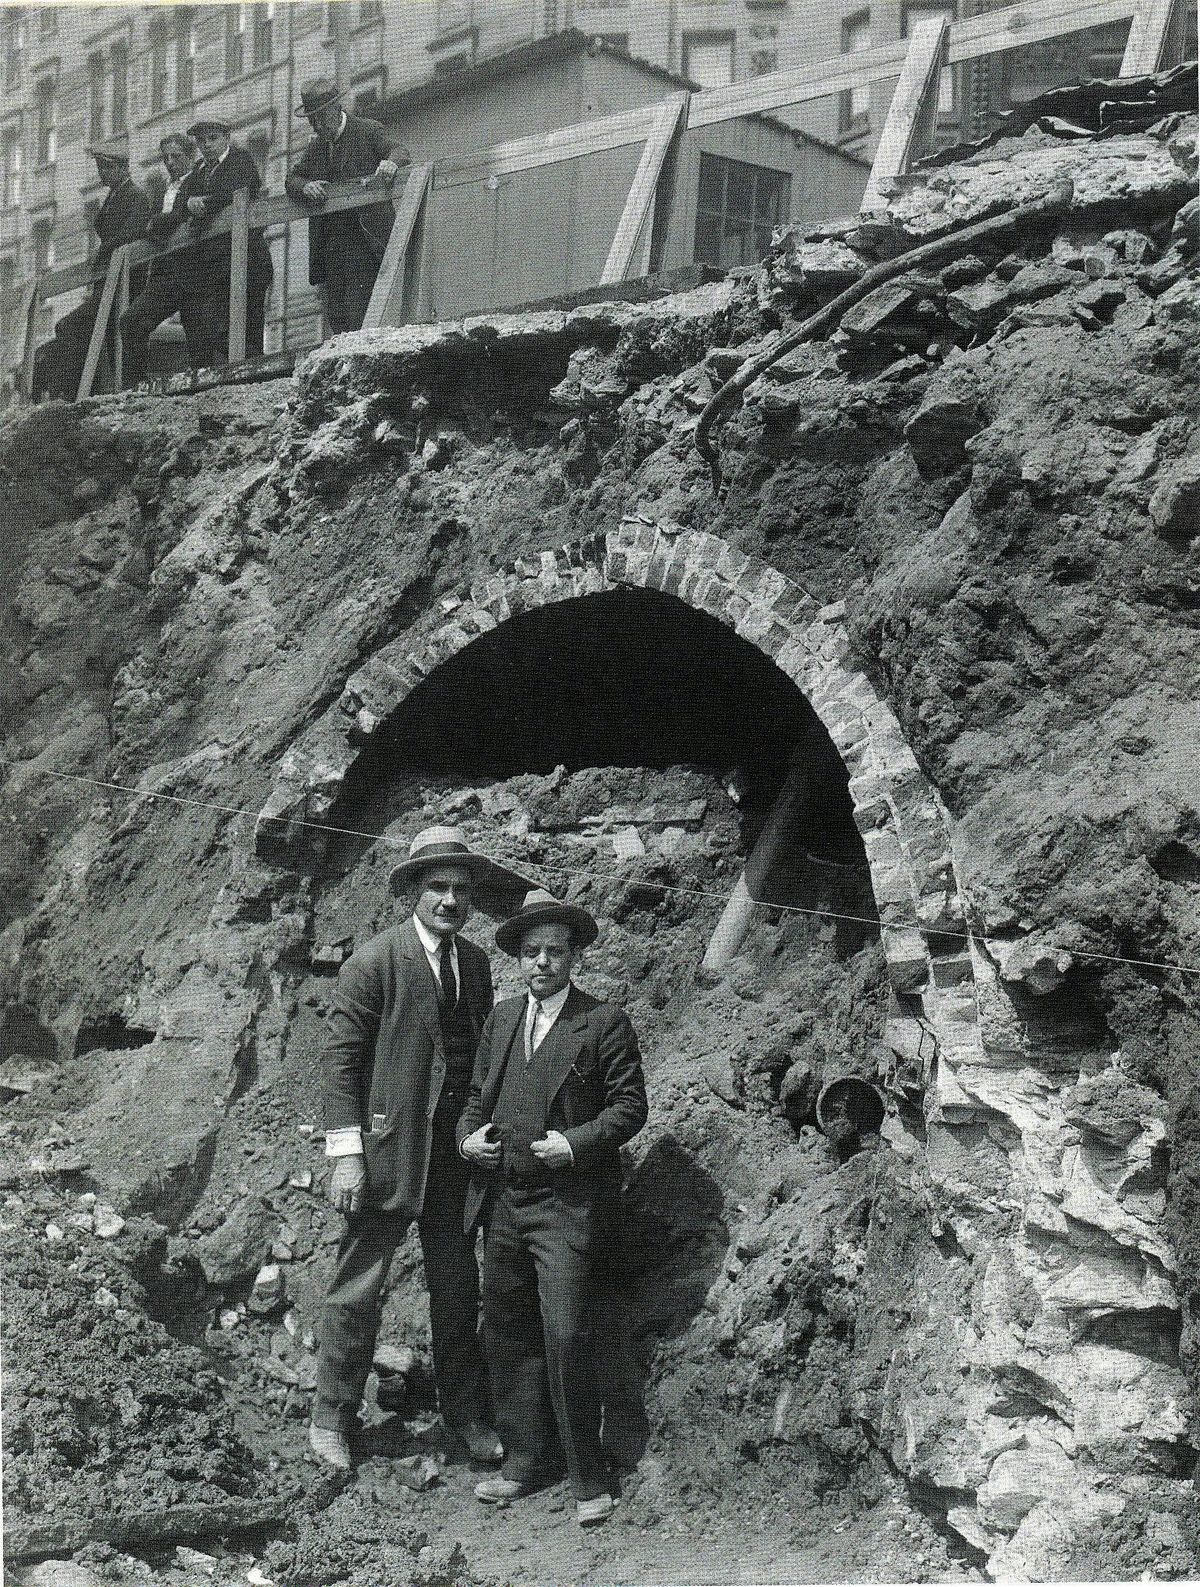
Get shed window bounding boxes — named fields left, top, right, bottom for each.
left=840, top=9, right=871, bottom=131
left=3, top=9, right=24, bottom=90
left=32, top=216, right=53, bottom=272
left=226, top=4, right=245, bottom=79
left=683, top=30, right=735, bottom=88
left=110, top=41, right=128, bottom=134
left=34, top=75, right=55, bottom=166
left=2, top=129, right=21, bottom=209
left=693, top=153, right=789, bottom=269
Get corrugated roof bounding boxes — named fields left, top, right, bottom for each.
left=376, top=27, right=869, bottom=169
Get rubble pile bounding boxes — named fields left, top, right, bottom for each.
left=2, top=92, right=1199, bottom=1585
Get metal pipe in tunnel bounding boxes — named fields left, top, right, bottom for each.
left=700, top=755, right=811, bottom=974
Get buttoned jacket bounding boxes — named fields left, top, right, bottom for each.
left=93, top=177, right=154, bottom=280
left=456, top=983, right=648, bottom=1231
left=285, top=113, right=407, bottom=285
left=325, top=918, right=493, bottom=1217
left=186, top=145, right=271, bottom=279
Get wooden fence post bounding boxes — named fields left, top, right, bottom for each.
left=227, top=187, right=250, bottom=365
left=113, top=250, right=131, bottom=390
left=601, top=92, right=689, bottom=286
left=1120, top=0, right=1183, bottom=73
left=77, top=248, right=126, bottom=401
left=362, top=164, right=433, bottom=330
left=13, top=279, right=39, bottom=398
left=861, top=16, right=949, bottom=213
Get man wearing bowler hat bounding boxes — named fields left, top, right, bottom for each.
left=310, top=826, right=531, bottom=1471
left=182, top=117, right=273, bottom=367
left=459, top=890, right=648, bottom=1526
left=285, top=78, right=408, bottom=334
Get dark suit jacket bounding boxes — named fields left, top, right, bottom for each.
left=325, top=919, right=494, bottom=1217
left=285, top=113, right=407, bottom=285
left=457, top=984, right=648, bottom=1232
left=93, top=176, right=154, bottom=281
left=187, top=145, right=271, bottom=280
left=145, top=165, right=204, bottom=279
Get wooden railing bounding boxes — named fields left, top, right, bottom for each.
left=1, top=0, right=1190, bottom=401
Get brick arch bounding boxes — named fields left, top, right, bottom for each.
left=255, top=514, right=982, bottom=1065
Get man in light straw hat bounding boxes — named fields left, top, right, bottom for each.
left=459, top=889, right=647, bottom=1526
left=310, top=826, right=531, bottom=1471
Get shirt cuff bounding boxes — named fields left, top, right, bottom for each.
left=325, top=1126, right=363, bottom=1158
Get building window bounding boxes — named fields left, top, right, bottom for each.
left=251, top=2, right=274, bottom=68
left=247, top=129, right=270, bottom=181
left=149, top=12, right=169, bottom=113
left=110, top=41, right=128, bottom=134
left=87, top=52, right=106, bottom=143
left=225, top=4, right=245, bottom=79
left=32, top=216, right=53, bottom=273
left=34, top=75, right=55, bottom=166
left=175, top=8, right=195, bottom=103
left=359, top=0, right=382, bottom=24
left=839, top=9, right=871, bottom=131
left=38, top=5, right=57, bottom=39
left=682, top=30, right=735, bottom=88
left=1, top=129, right=21, bottom=209
left=902, top=1, right=956, bottom=113
left=3, top=8, right=25, bottom=91
left=693, top=153, right=789, bottom=269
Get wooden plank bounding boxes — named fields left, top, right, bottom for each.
left=76, top=248, right=125, bottom=400
left=945, top=0, right=1139, bottom=62
left=113, top=248, right=131, bottom=389
left=601, top=93, right=689, bottom=287
left=1120, top=0, right=1181, bottom=71
left=433, top=103, right=661, bottom=191
left=362, top=162, right=432, bottom=331
left=861, top=17, right=949, bottom=213
left=14, top=278, right=39, bottom=398
left=227, top=187, right=249, bottom=365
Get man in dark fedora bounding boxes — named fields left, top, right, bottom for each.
left=182, top=117, right=273, bottom=366
left=459, top=890, right=648, bottom=1527
left=285, top=78, right=408, bottom=334
left=33, top=136, right=153, bottom=399
left=118, top=131, right=204, bottom=386
left=311, top=826, right=532, bottom=1472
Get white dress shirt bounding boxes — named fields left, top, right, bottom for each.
left=524, top=983, right=570, bottom=1059
left=325, top=917, right=460, bottom=1158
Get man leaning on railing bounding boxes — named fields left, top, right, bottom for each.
left=31, top=137, right=153, bottom=401
left=182, top=117, right=274, bottom=368
left=118, top=131, right=206, bottom=388
left=286, top=79, right=409, bottom=335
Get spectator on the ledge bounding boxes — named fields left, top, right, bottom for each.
left=119, top=132, right=205, bottom=387
left=285, top=79, right=408, bottom=335
left=33, top=137, right=152, bottom=400
left=182, top=118, right=273, bottom=368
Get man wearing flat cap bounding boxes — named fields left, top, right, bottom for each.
left=285, top=79, right=408, bottom=334
left=310, top=826, right=532, bottom=1472
left=181, top=118, right=273, bottom=367
left=33, top=137, right=152, bottom=399
left=459, top=890, right=648, bottom=1527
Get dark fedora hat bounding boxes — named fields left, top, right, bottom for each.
left=187, top=116, right=231, bottom=139
left=387, top=825, right=533, bottom=896
left=495, top=889, right=599, bottom=957
left=296, top=77, right=343, bottom=117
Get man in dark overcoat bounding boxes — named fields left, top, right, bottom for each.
left=33, top=137, right=153, bottom=399
left=310, top=826, right=532, bottom=1471
left=118, top=132, right=204, bottom=386
left=285, top=78, right=408, bottom=333
left=459, top=889, right=648, bottom=1527
left=181, top=117, right=273, bottom=367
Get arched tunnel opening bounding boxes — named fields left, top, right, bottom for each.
left=325, top=587, right=874, bottom=902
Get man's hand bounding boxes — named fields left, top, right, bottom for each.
left=330, top=1153, right=366, bottom=1215
left=530, top=1130, right=573, bottom=1170
left=186, top=196, right=208, bottom=218
left=302, top=179, right=329, bottom=204
left=373, top=159, right=399, bottom=184
left=460, top=1123, right=501, bottom=1167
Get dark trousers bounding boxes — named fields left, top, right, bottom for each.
left=323, top=223, right=384, bottom=333
left=183, top=254, right=272, bottom=369
left=482, top=1184, right=610, bottom=1500
left=118, top=269, right=203, bottom=387
left=313, top=1113, right=488, bottom=1435
left=32, top=294, right=100, bottom=400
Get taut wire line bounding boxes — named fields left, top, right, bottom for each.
left=5, top=758, right=1198, bottom=978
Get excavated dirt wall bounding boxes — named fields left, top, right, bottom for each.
left=2, top=112, right=1199, bottom=1585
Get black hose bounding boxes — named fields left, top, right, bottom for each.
left=695, top=178, right=1076, bottom=492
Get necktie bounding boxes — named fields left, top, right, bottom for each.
left=439, top=940, right=457, bottom=1008
left=525, top=999, right=543, bottom=1062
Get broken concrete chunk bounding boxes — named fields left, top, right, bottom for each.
left=372, top=1341, right=417, bottom=1377
left=193, top=1201, right=274, bottom=1287
left=93, top=1205, right=126, bottom=1240
left=248, top=1262, right=286, bottom=1315
left=612, top=826, right=645, bottom=860
left=946, top=279, right=1011, bottom=335
left=1149, top=453, right=1200, bottom=540
left=393, top=1453, right=440, bottom=1491
left=840, top=282, right=923, bottom=342
left=904, top=379, right=984, bottom=473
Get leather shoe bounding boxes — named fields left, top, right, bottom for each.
left=450, top=1419, right=504, bottom=1464
left=308, top=1423, right=351, bottom=1469
left=474, top=1475, right=533, bottom=1505
left=576, top=1492, right=616, bottom=1526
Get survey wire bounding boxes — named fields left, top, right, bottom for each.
left=5, top=758, right=1199, bottom=979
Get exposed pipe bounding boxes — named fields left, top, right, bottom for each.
left=694, top=177, right=1075, bottom=492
